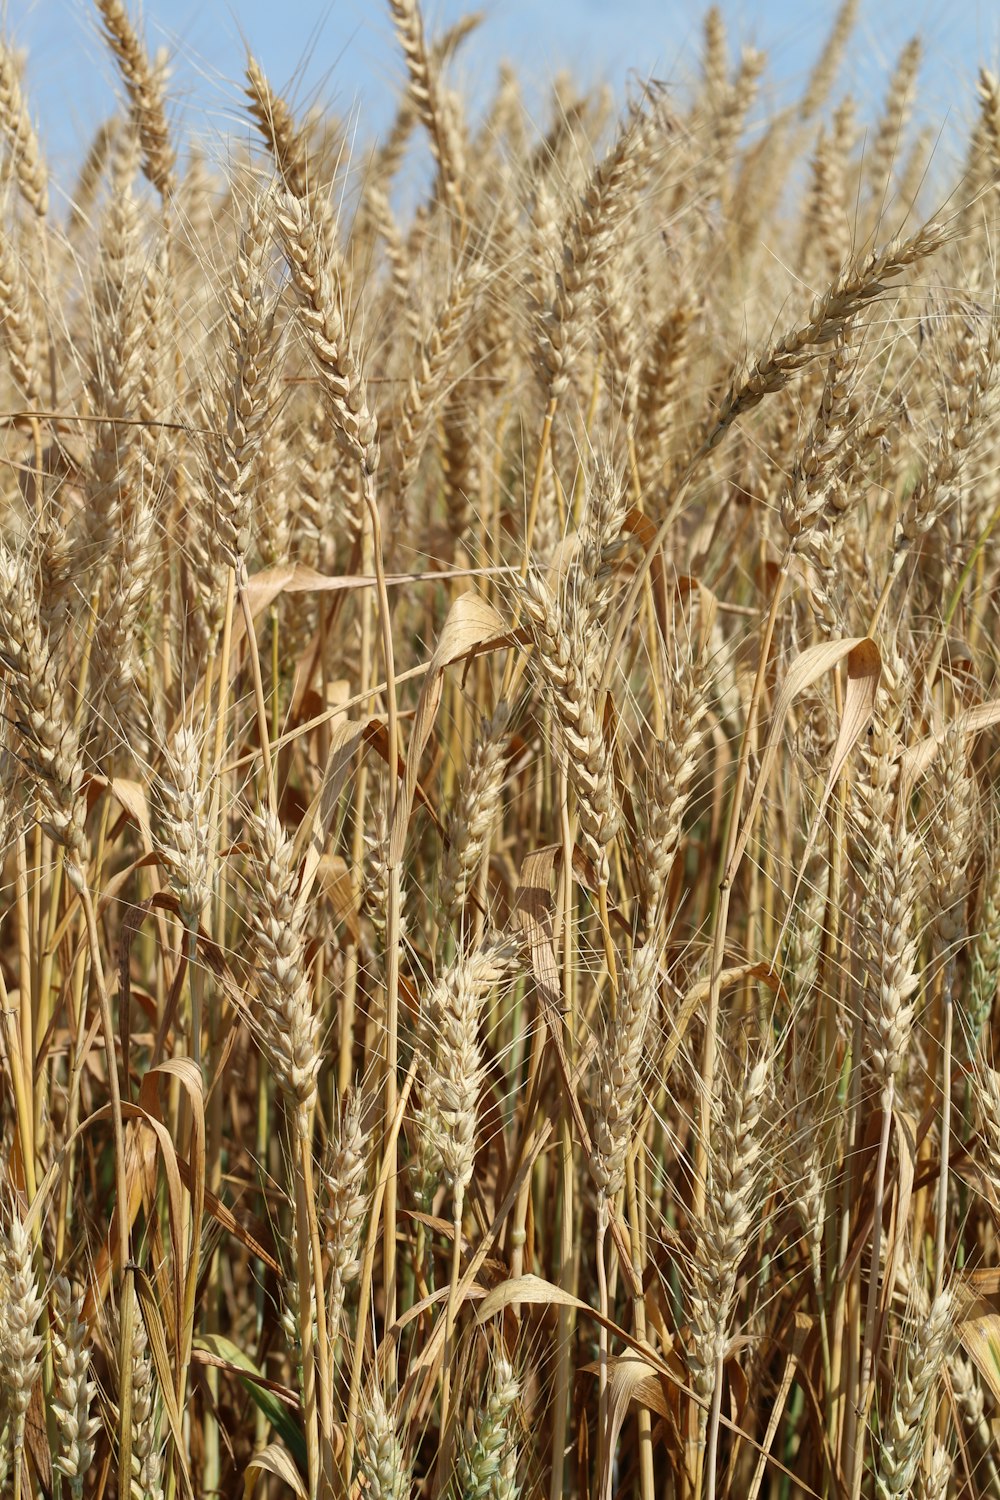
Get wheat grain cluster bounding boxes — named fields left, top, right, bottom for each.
left=1, top=2, right=1000, bottom=1497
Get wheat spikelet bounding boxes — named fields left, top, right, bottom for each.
left=895, top=304, right=1000, bottom=555
left=465, top=178, right=518, bottom=398
left=440, top=383, right=477, bottom=543
left=574, top=455, right=629, bottom=635
left=701, top=46, right=765, bottom=215
left=699, top=8, right=728, bottom=111
left=366, top=180, right=412, bottom=319
left=780, top=324, right=859, bottom=546
left=67, top=116, right=116, bottom=232
left=92, top=485, right=158, bottom=755
left=137, top=233, right=169, bottom=490
left=711, top=219, right=947, bottom=442
left=975, top=67, right=1000, bottom=191
left=363, top=801, right=399, bottom=958
left=968, top=841, right=1000, bottom=1049
left=802, top=98, right=857, bottom=276
left=636, top=296, right=697, bottom=489
left=972, top=1062, right=1000, bottom=1208
left=866, top=36, right=922, bottom=207
left=866, top=797, right=921, bottom=1090
left=395, top=259, right=484, bottom=495
left=84, top=128, right=144, bottom=559
left=919, top=1444, right=950, bottom=1500
left=948, top=1350, right=1000, bottom=1495
left=637, top=653, right=710, bottom=926
left=296, top=393, right=346, bottom=557
left=537, top=90, right=663, bottom=400
left=278, top=1217, right=316, bottom=1358
left=927, top=724, right=976, bottom=950
left=597, top=257, right=640, bottom=431
left=246, top=370, right=289, bottom=571
left=181, top=470, right=228, bottom=664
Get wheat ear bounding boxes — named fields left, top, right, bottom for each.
left=691, top=1049, right=771, bottom=1497
left=440, top=703, right=511, bottom=936
left=277, top=188, right=380, bottom=477
left=0, top=1208, right=43, bottom=1500
left=519, top=568, right=619, bottom=879
left=799, top=0, right=859, bottom=121
left=386, top=0, right=467, bottom=233
left=322, top=1089, right=370, bottom=1343
left=51, top=1276, right=99, bottom=1498
left=0, top=227, right=41, bottom=405
left=0, top=544, right=87, bottom=858
left=851, top=699, right=922, bottom=1499
left=0, top=41, right=47, bottom=217
left=718, top=222, right=943, bottom=433
left=210, top=190, right=277, bottom=579
left=455, top=1358, right=521, bottom=1500
left=874, top=1290, right=953, bottom=1499
left=247, top=808, right=321, bottom=1131
left=129, top=1310, right=165, bottom=1500
left=968, top=839, right=1000, bottom=1052
left=245, top=55, right=312, bottom=200
left=358, top=1385, right=410, bottom=1500
left=94, top=0, right=175, bottom=199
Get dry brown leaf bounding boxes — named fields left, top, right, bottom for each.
left=108, top=775, right=153, bottom=851
left=245, top=562, right=509, bottom=613
left=730, top=635, right=880, bottom=882
left=477, top=1271, right=591, bottom=1322
left=958, top=1308, right=1000, bottom=1409
left=133, top=1265, right=197, bottom=1500
left=243, top=1441, right=308, bottom=1500
left=601, top=1355, right=663, bottom=1500
left=663, top=962, right=786, bottom=1075
left=390, top=590, right=507, bottom=865
left=900, top=696, right=1000, bottom=803
left=313, top=851, right=360, bottom=943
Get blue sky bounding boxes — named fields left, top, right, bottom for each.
left=8, top=1, right=999, bottom=183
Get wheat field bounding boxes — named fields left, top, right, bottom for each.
left=1, top=1, right=1000, bottom=1496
